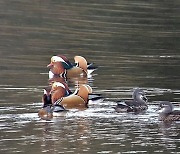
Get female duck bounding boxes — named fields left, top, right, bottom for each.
left=158, top=101, right=180, bottom=121
left=114, top=88, right=148, bottom=113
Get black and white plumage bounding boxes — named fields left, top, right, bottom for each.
left=158, top=101, right=180, bottom=121
left=114, top=88, right=148, bottom=113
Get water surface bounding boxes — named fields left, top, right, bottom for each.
left=0, top=1, right=179, bottom=154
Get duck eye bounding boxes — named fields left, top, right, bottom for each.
left=161, top=104, right=167, bottom=107
left=53, top=84, right=57, bottom=88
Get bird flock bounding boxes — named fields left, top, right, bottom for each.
left=38, top=55, right=180, bottom=122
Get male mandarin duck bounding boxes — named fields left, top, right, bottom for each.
left=38, top=82, right=102, bottom=119
left=114, top=88, right=148, bottom=113
left=157, top=101, right=180, bottom=121
left=47, top=55, right=97, bottom=78
left=48, top=62, right=90, bottom=87
left=51, top=82, right=92, bottom=109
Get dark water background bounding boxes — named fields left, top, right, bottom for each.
left=0, top=0, right=179, bottom=153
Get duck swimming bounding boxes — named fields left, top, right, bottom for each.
left=50, top=82, right=93, bottom=109
left=114, top=88, right=148, bottom=113
left=38, top=82, right=102, bottom=119
left=47, top=55, right=97, bottom=78
left=158, top=101, right=180, bottom=121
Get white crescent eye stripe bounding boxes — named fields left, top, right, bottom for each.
left=53, top=56, right=65, bottom=62
left=52, top=56, right=69, bottom=66
left=53, top=82, right=65, bottom=89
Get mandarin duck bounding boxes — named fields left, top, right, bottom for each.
left=47, top=55, right=97, bottom=78
left=51, top=82, right=92, bottom=109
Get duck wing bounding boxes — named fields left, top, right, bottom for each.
left=115, top=100, right=134, bottom=112
left=88, top=93, right=103, bottom=101
left=115, top=100, right=147, bottom=112
left=52, top=104, right=67, bottom=112
left=167, top=110, right=180, bottom=121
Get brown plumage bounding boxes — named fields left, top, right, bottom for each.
left=38, top=106, right=53, bottom=120
left=47, top=55, right=88, bottom=78
left=47, top=61, right=65, bottom=77
left=52, top=82, right=92, bottom=109
left=74, top=56, right=88, bottom=74
left=50, top=82, right=67, bottom=104
left=158, top=101, right=180, bottom=121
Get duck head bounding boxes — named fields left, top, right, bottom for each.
left=49, top=55, right=73, bottom=69
left=47, top=61, right=66, bottom=77
left=38, top=106, right=53, bottom=120
left=132, top=88, right=148, bottom=104
left=51, top=81, right=71, bottom=95
left=51, top=82, right=67, bottom=104
left=158, top=101, right=174, bottom=114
